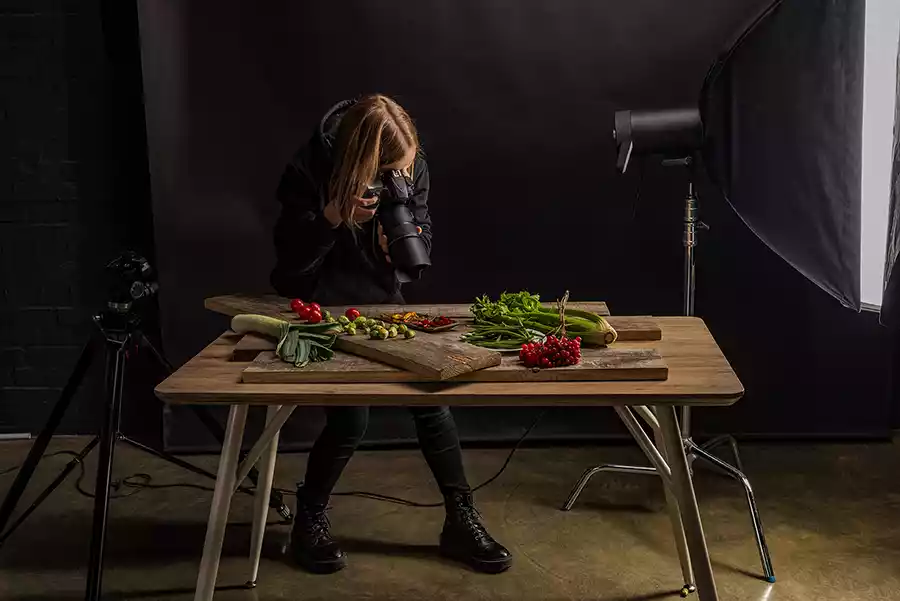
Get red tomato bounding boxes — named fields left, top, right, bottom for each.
left=345, top=308, right=361, bottom=321
left=296, top=305, right=312, bottom=320
left=290, top=299, right=305, bottom=313
left=307, top=310, right=323, bottom=324
left=307, top=302, right=321, bottom=313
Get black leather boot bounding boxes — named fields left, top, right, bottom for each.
left=440, top=491, right=512, bottom=573
left=290, top=490, right=346, bottom=574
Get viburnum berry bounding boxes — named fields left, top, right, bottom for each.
left=520, top=335, right=582, bottom=369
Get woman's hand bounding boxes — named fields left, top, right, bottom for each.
left=323, top=196, right=378, bottom=227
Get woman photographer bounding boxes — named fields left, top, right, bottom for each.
left=271, top=95, right=512, bottom=575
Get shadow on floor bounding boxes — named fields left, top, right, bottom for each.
left=2, top=583, right=255, bottom=601
left=0, top=512, right=289, bottom=571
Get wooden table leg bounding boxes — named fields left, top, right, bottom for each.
left=656, top=406, right=718, bottom=601
left=247, top=405, right=282, bottom=587
left=195, top=404, right=249, bottom=601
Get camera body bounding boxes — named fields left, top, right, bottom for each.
left=372, top=169, right=431, bottom=283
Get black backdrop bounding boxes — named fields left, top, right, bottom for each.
left=136, top=0, right=894, bottom=451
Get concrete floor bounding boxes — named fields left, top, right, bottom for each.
left=1, top=437, right=899, bottom=601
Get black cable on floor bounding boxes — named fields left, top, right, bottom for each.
left=2, top=410, right=546, bottom=508
left=0, top=450, right=80, bottom=476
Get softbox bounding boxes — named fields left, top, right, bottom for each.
left=702, top=0, right=864, bottom=310
left=881, top=46, right=900, bottom=326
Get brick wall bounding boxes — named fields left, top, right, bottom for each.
left=0, top=0, right=158, bottom=436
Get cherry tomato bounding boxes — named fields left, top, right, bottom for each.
left=290, top=299, right=305, bottom=313
left=346, top=308, right=361, bottom=321
left=307, top=310, right=323, bottom=324
left=296, top=305, right=312, bottom=320
left=307, top=302, right=321, bottom=313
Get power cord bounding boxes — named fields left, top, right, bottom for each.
left=329, top=410, right=546, bottom=508
left=1, top=411, right=546, bottom=508
left=0, top=450, right=79, bottom=476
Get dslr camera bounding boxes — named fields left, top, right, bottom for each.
left=364, top=169, right=431, bottom=282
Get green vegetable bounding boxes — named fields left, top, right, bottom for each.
left=338, top=315, right=351, bottom=325
left=388, top=326, right=398, bottom=338
left=461, top=322, right=544, bottom=349
left=404, top=329, right=416, bottom=339
left=231, top=314, right=288, bottom=339
left=398, top=324, right=409, bottom=334
left=354, top=316, right=367, bottom=326
left=231, top=314, right=339, bottom=368
left=470, top=291, right=617, bottom=346
left=347, top=324, right=357, bottom=335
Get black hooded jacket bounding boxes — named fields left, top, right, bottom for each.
left=270, top=100, right=433, bottom=305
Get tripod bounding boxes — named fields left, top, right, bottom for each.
left=0, top=308, right=292, bottom=601
left=562, top=158, right=775, bottom=586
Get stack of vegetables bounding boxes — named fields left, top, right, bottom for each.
left=231, top=314, right=340, bottom=368
left=463, top=291, right=617, bottom=349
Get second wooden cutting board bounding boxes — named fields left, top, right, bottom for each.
left=330, top=330, right=500, bottom=380
left=242, top=347, right=667, bottom=383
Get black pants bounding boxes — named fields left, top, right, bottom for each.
left=301, top=406, right=470, bottom=506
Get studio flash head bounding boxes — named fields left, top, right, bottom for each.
left=614, top=108, right=703, bottom=173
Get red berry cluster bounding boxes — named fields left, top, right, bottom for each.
left=520, top=335, right=582, bottom=368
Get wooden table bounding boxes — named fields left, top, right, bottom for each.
left=156, top=313, right=742, bottom=601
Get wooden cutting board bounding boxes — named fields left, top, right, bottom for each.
left=333, top=329, right=499, bottom=380
left=231, top=330, right=499, bottom=380
left=205, top=294, right=610, bottom=318
left=242, top=346, right=667, bottom=383
left=205, top=295, right=660, bottom=342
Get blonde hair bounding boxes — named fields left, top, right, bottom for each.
left=329, top=94, right=419, bottom=227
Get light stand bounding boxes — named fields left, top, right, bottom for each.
left=561, top=151, right=775, bottom=589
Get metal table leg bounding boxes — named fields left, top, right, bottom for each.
left=247, top=405, right=282, bottom=588
left=195, top=404, right=249, bottom=601
left=653, top=409, right=695, bottom=597
left=657, top=406, right=718, bottom=601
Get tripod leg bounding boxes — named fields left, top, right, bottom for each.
left=85, top=338, right=128, bottom=601
left=0, top=341, right=94, bottom=535
left=562, top=464, right=657, bottom=511
left=688, top=442, right=775, bottom=583
left=0, top=437, right=99, bottom=545
left=247, top=406, right=281, bottom=587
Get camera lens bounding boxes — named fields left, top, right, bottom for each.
left=376, top=170, right=431, bottom=282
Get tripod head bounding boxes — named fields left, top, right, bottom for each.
left=95, top=252, right=159, bottom=335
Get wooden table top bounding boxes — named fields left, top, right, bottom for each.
left=203, top=294, right=610, bottom=319
left=155, top=316, right=743, bottom=407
